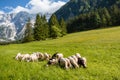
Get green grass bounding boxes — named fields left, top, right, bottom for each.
left=0, top=26, right=120, bottom=80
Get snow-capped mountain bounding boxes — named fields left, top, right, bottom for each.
left=0, top=11, right=51, bottom=42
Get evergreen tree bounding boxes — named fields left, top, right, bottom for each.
left=41, top=15, right=49, bottom=39
left=49, top=14, right=60, bottom=28
left=90, top=12, right=101, bottom=29
left=50, top=26, right=62, bottom=38
left=49, top=14, right=62, bottom=38
left=101, top=14, right=107, bottom=27
left=102, top=8, right=111, bottom=26
left=34, top=14, right=49, bottom=40
left=23, top=18, right=34, bottom=42
left=34, top=14, right=42, bottom=40
left=60, top=18, right=67, bottom=36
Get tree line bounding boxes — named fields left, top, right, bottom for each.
left=22, top=14, right=67, bottom=43
left=67, top=5, right=120, bottom=33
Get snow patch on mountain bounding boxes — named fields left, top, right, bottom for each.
left=0, top=11, right=51, bottom=41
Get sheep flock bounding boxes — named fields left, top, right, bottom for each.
left=15, top=52, right=87, bottom=69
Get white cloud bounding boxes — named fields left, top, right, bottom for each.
left=0, top=10, right=5, bottom=14
left=10, top=6, right=29, bottom=13
left=4, top=6, right=14, bottom=10
left=9, top=0, right=66, bottom=14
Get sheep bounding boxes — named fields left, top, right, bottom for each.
left=75, top=53, right=81, bottom=58
left=44, top=53, right=51, bottom=61
left=21, top=54, right=31, bottom=62
left=58, top=58, right=72, bottom=69
left=47, top=58, right=58, bottom=65
left=68, top=56, right=79, bottom=68
left=47, top=53, right=63, bottom=66
left=71, top=55, right=78, bottom=63
left=78, top=57, right=87, bottom=68
left=51, top=52, right=63, bottom=60
left=15, top=53, right=24, bottom=61
left=38, top=52, right=45, bottom=60
left=30, top=53, right=39, bottom=62
left=65, top=58, right=72, bottom=68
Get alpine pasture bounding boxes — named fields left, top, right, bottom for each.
left=0, top=26, right=120, bottom=80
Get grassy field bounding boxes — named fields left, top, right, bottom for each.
left=0, top=26, right=120, bottom=80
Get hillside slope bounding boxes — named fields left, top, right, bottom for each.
left=55, top=0, right=120, bottom=20
left=0, top=26, right=120, bottom=80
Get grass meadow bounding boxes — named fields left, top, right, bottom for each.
left=0, top=26, right=120, bottom=80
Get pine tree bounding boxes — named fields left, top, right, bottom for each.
left=102, top=8, right=111, bottom=26
left=50, top=26, right=62, bottom=38
left=41, top=15, right=49, bottom=38
left=34, top=14, right=49, bottom=40
left=34, top=14, right=42, bottom=40
left=49, top=14, right=60, bottom=28
left=23, top=18, right=34, bottom=42
left=60, top=18, right=67, bottom=36
left=49, top=14, right=62, bottom=38
left=90, top=12, right=101, bottom=29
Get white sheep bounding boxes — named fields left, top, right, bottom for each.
left=21, top=54, right=31, bottom=62
left=59, top=58, right=72, bottom=69
left=68, top=56, right=79, bottom=68
left=38, top=52, right=45, bottom=60
left=56, top=53, right=63, bottom=60
left=71, top=55, right=78, bottom=63
left=15, top=53, right=24, bottom=61
left=30, top=53, right=38, bottom=62
left=75, top=53, right=81, bottom=58
left=44, top=53, right=51, bottom=60
left=51, top=52, right=63, bottom=60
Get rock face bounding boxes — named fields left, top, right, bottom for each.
left=0, top=0, right=69, bottom=42
left=0, top=11, right=51, bottom=41
left=0, top=13, right=17, bottom=41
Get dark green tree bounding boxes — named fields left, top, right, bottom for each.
left=34, top=14, right=49, bottom=40
left=60, top=18, right=67, bottom=36
left=49, top=14, right=60, bottom=28
left=102, top=8, right=111, bottom=26
left=90, top=12, right=101, bottom=29
left=49, top=14, right=62, bottom=38
left=23, top=18, right=34, bottom=42
left=34, top=14, right=42, bottom=40
left=50, top=26, right=62, bottom=38
left=41, top=15, right=49, bottom=39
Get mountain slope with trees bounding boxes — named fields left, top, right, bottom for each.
left=55, top=0, right=120, bottom=21
left=54, top=0, right=120, bottom=33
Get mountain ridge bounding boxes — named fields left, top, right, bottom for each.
left=0, top=11, right=51, bottom=41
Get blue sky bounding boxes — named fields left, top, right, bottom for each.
left=0, top=0, right=29, bottom=12
left=0, top=0, right=68, bottom=14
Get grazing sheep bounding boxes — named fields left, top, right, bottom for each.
left=51, top=52, right=63, bottom=60
left=33, top=52, right=40, bottom=58
left=56, top=53, right=63, bottom=60
left=44, top=53, right=51, bottom=60
left=47, top=53, right=63, bottom=66
left=68, top=56, right=79, bottom=68
left=71, top=55, right=78, bottom=63
left=30, top=53, right=38, bottom=62
left=75, top=53, right=81, bottom=58
left=58, top=58, right=72, bottom=69
left=37, top=52, right=45, bottom=60
left=78, top=57, right=87, bottom=68
left=65, top=58, right=72, bottom=68
left=47, top=58, right=58, bottom=65
left=15, top=53, right=24, bottom=61
left=21, top=54, right=31, bottom=62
